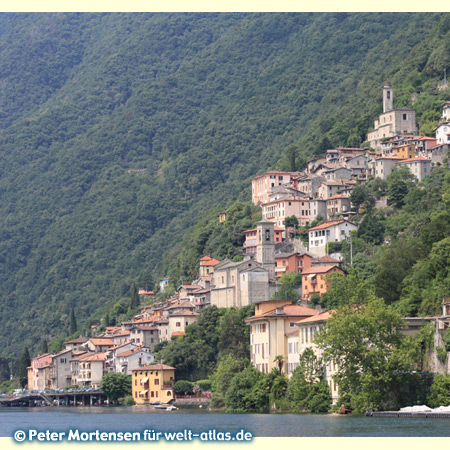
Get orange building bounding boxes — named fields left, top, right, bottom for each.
left=132, top=364, right=175, bottom=405
left=274, top=252, right=312, bottom=278
left=301, top=265, right=346, bottom=301
left=199, top=256, right=220, bottom=277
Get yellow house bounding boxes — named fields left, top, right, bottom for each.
left=393, top=143, right=415, bottom=159
left=132, top=364, right=175, bottom=405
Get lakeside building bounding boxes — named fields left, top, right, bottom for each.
left=246, top=300, right=319, bottom=374
left=132, top=364, right=175, bottom=405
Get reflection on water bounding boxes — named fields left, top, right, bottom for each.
left=1, top=406, right=450, bottom=437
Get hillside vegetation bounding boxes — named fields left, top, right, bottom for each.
left=0, top=13, right=450, bottom=356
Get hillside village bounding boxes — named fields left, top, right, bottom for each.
left=25, top=83, right=450, bottom=407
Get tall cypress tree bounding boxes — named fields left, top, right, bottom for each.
left=41, top=339, right=49, bottom=354
left=69, top=308, right=77, bottom=335
left=130, top=283, right=140, bottom=310
left=18, top=347, right=30, bottom=388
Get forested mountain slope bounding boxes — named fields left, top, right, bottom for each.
left=0, top=12, right=449, bottom=356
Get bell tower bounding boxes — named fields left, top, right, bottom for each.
left=383, top=80, right=393, bottom=113
left=256, top=220, right=275, bottom=280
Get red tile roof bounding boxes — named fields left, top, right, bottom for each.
left=302, top=265, right=344, bottom=275
left=395, top=157, right=431, bottom=164
left=131, top=364, right=176, bottom=371
left=308, top=220, right=345, bottom=231
left=79, top=352, right=107, bottom=362
left=297, top=310, right=335, bottom=324
left=89, top=338, right=115, bottom=346
left=246, top=304, right=319, bottom=322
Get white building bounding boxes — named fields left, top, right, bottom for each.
left=308, top=219, right=358, bottom=258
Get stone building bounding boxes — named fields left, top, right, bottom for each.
left=368, top=81, right=418, bottom=149
left=211, top=220, right=278, bottom=308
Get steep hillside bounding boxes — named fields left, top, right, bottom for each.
left=0, top=12, right=449, bottom=356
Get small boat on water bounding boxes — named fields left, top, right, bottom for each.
left=154, top=404, right=177, bottom=411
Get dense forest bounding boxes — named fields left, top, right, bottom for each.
left=1, top=13, right=450, bottom=359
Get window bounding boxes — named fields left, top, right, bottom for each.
left=155, top=379, right=159, bottom=385
left=176, top=322, right=181, bottom=327
left=403, top=114, right=407, bottom=120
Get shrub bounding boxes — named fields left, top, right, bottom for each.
left=173, top=380, right=194, bottom=395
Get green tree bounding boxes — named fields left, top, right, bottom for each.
left=100, top=373, right=132, bottom=405
left=316, top=296, right=421, bottom=412
left=173, top=380, right=194, bottom=395
left=69, top=308, right=77, bottom=335
left=298, top=348, right=324, bottom=384
left=428, top=373, right=450, bottom=408
left=224, top=366, right=267, bottom=413
left=18, top=347, right=31, bottom=388
left=41, top=339, right=49, bottom=354
left=387, top=166, right=415, bottom=208
left=350, top=184, right=375, bottom=211
left=104, top=312, right=111, bottom=328
left=130, top=283, right=140, bottom=310
left=274, top=355, right=285, bottom=375
left=271, top=273, right=301, bottom=303
left=357, top=211, right=385, bottom=245
left=284, top=215, right=299, bottom=229
left=210, top=355, right=249, bottom=408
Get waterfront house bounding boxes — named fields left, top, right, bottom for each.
left=245, top=300, right=319, bottom=374
left=132, top=364, right=175, bottom=405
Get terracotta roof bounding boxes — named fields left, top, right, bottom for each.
left=246, top=304, right=319, bottom=322
left=113, top=331, right=130, bottom=337
left=301, top=265, right=344, bottom=275
left=172, top=331, right=185, bottom=336
left=297, top=310, right=335, bottom=324
left=375, top=156, right=406, bottom=160
left=201, top=259, right=220, bottom=266
left=131, top=364, right=176, bottom=371
left=200, top=256, right=213, bottom=261
left=64, top=337, right=87, bottom=345
left=308, top=220, right=345, bottom=231
left=327, top=195, right=350, bottom=200
left=88, top=338, right=115, bottom=346
left=315, top=255, right=340, bottom=263
left=109, top=342, right=135, bottom=351
left=395, top=157, right=431, bottom=164
left=285, top=329, right=300, bottom=336
left=79, top=352, right=107, bottom=362
left=117, top=347, right=146, bottom=358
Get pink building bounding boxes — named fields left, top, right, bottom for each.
left=251, top=171, right=303, bottom=205
left=261, top=197, right=310, bottom=227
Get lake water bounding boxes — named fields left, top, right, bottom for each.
left=1, top=406, right=450, bottom=438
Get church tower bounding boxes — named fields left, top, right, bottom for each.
left=383, top=80, right=393, bottom=113
left=256, top=220, right=275, bottom=280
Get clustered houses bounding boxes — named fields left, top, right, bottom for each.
left=252, top=84, right=450, bottom=242
left=26, top=84, right=449, bottom=404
